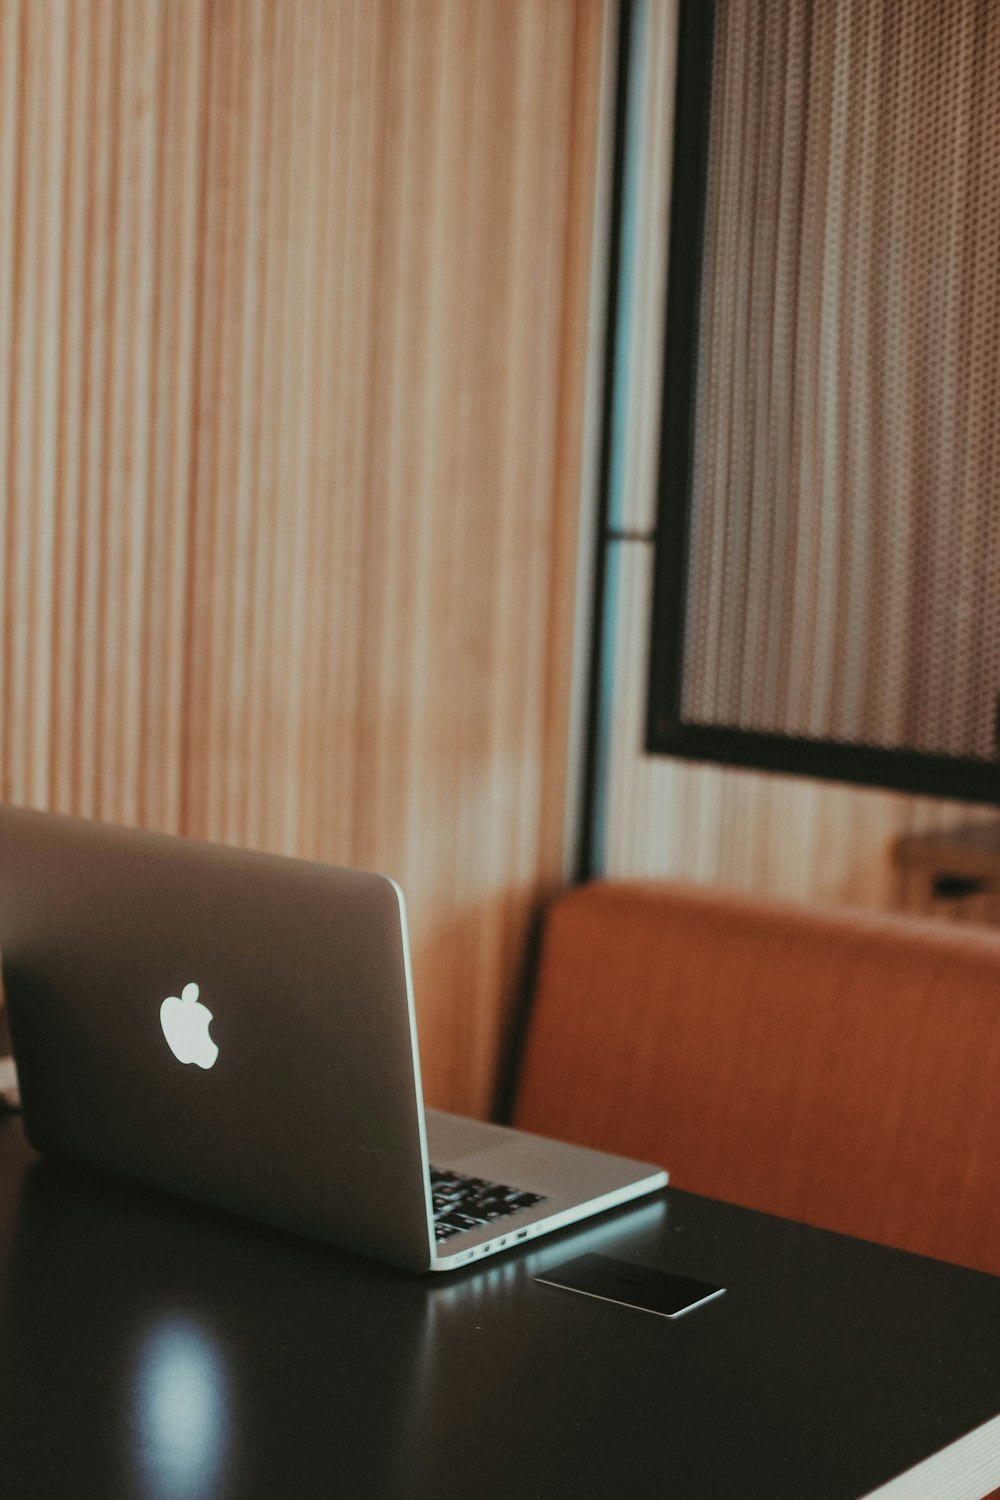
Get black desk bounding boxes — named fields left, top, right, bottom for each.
left=0, top=1114, right=998, bottom=1500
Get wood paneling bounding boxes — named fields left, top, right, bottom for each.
left=0, top=0, right=611, bottom=1115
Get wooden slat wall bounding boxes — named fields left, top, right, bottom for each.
left=603, top=0, right=1000, bottom=914
left=0, top=0, right=611, bottom=1116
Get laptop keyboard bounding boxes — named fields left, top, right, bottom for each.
left=430, top=1166, right=547, bottom=1243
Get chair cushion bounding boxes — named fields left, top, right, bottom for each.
left=513, top=881, right=1000, bottom=1274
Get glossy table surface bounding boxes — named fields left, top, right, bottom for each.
left=1, top=1113, right=999, bottom=1500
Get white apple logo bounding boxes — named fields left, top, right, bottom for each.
left=160, top=982, right=219, bottom=1069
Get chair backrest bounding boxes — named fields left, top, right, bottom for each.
left=513, top=880, right=1000, bottom=1274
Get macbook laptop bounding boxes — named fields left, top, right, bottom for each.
left=0, top=805, right=667, bottom=1272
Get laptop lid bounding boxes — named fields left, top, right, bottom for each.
left=0, top=805, right=438, bottom=1272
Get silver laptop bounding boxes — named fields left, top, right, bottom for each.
left=0, top=805, right=667, bottom=1272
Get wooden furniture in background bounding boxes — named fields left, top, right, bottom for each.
left=0, top=0, right=612, bottom=1117
left=892, top=823, right=1000, bottom=924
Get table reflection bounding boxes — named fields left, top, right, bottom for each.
left=133, top=1316, right=230, bottom=1500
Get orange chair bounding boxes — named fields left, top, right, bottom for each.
left=513, top=880, right=1000, bottom=1276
